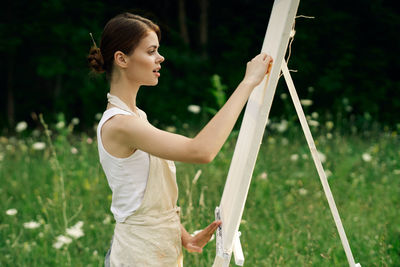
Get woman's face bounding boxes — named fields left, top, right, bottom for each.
left=125, top=31, right=164, bottom=86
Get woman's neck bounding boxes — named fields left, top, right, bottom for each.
left=109, top=79, right=140, bottom=112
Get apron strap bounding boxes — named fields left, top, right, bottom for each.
left=107, top=93, right=140, bottom=117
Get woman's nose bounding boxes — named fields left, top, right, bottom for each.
left=157, top=53, right=165, bottom=63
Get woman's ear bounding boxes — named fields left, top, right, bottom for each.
left=114, top=51, right=128, bottom=69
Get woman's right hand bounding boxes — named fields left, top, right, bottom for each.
left=243, top=52, right=273, bottom=87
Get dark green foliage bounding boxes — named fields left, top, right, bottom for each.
left=1, top=0, right=399, bottom=132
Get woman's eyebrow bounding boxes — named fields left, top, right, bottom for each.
left=147, top=45, right=159, bottom=49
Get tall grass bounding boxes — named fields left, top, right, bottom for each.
left=1, top=116, right=399, bottom=266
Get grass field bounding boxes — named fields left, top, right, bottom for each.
left=1, top=117, right=399, bottom=266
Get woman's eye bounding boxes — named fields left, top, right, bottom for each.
left=149, top=50, right=156, bottom=54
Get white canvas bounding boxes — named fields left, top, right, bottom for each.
left=213, top=0, right=300, bottom=266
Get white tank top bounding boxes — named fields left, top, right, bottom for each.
left=97, top=107, right=150, bottom=222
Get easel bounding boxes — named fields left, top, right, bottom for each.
left=212, top=0, right=361, bottom=266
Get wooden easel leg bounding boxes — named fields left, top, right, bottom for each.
left=281, top=60, right=361, bottom=267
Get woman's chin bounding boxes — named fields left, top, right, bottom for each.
left=142, top=80, right=159, bottom=86
left=151, top=78, right=159, bottom=86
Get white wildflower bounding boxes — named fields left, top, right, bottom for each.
left=325, top=169, right=332, bottom=178
left=53, top=235, right=72, bottom=249
left=311, top=112, right=319, bottom=119
left=56, top=121, right=65, bottom=129
left=15, top=121, right=28, bottom=133
left=280, top=93, right=287, bottom=100
left=187, top=105, right=201, bottom=114
left=308, top=120, right=319, bottom=127
left=165, top=126, right=177, bottom=133
left=32, top=142, right=46, bottom=150
left=259, top=172, right=268, bottom=180
left=70, top=147, right=78, bottom=154
left=326, top=121, right=334, bottom=131
left=326, top=133, right=333, bottom=139
left=23, top=221, right=41, bottom=229
left=362, top=153, right=372, bottom=162
left=299, top=188, right=308, bottom=196
left=290, top=154, right=299, bottom=161
left=276, top=120, right=288, bottom=133
left=318, top=151, right=326, bottom=163
left=95, top=113, right=102, bottom=121
left=6, top=208, right=18, bottom=216
left=300, top=99, right=313, bottom=106
left=66, top=221, right=84, bottom=239
left=394, top=170, right=400, bottom=175
left=102, top=215, right=112, bottom=225
left=86, top=137, right=93, bottom=144
left=71, top=118, right=80, bottom=125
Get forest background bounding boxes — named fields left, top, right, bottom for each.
left=1, top=0, right=399, bottom=133
left=1, top=1, right=400, bottom=266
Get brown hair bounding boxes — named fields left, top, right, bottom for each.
left=87, top=13, right=161, bottom=79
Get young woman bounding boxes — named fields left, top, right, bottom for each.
left=88, top=12, right=272, bottom=267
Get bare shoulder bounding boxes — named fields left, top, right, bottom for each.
left=101, top=114, right=144, bottom=157
left=102, top=114, right=143, bottom=138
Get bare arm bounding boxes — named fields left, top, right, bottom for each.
left=112, top=53, right=273, bottom=163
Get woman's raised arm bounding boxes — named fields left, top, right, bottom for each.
left=109, top=53, right=273, bottom=163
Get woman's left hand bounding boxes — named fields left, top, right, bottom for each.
left=182, top=220, right=222, bottom=253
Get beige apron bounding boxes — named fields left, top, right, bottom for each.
left=107, top=93, right=183, bottom=267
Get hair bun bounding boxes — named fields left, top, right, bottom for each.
left=87, top=46, right=105, bottom=73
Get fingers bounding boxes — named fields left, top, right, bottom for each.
left=259, top=53, right=273, bottom=74
left=259, top=52, right=268, bottom=61
left=194, top=220, right=221, bottom=242
left=261, top=53, right=273, bottom=65
left=252, top=52, right=273, bottom=63
left=204, top=220, right=221, bottom=235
